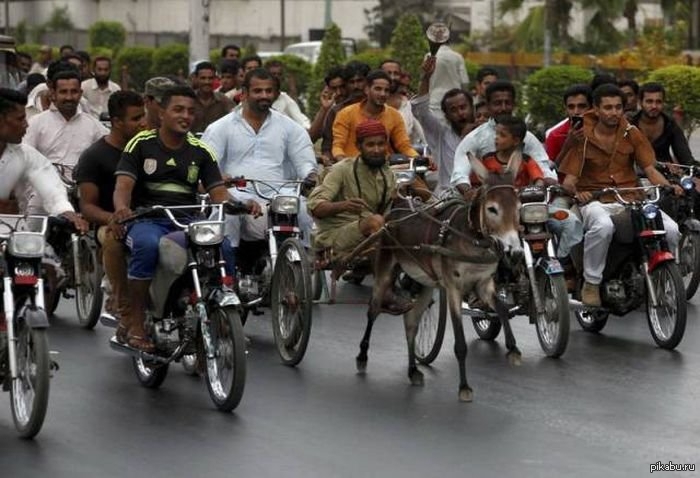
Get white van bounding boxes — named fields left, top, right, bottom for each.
left=283, top=40, right=356, bottom=64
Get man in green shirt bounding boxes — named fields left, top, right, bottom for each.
left=308, top=119, right=411, bottom=314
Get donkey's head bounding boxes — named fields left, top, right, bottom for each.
left=469, top=152, right=522, bottom=254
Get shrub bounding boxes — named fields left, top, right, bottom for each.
left=524, top=65, right=594, bottom=130
left=16, top=44, right=45, bottom=62
left=116, top=46, right=154, bottom=91
left=465, top=59, right=480, bottom=85
left=209, top=48, right=222, bottom=66
left=151, top=43, right=189, bottom=79
left=89, top=21, right=126, bottom=52
left=389, top=13, right=428, bottom=91
left=648, top=65, right=700, bottom=138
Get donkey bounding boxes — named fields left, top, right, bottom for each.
left=356, top=155, right=522, bottom=402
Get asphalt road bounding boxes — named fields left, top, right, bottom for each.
left=0, top=282, right=698, bottom=478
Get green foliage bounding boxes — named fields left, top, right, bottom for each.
left=116, top=46, right=154, bottom=91
left=151, top=44, right=189, bottom=78
left=88, top=47, right=114, bottom=61
left=45, top=5, right=74, bottom=31
left=267, top=54, right=313, bottom=97
left=524, top=65, right=593, bottom=129
left=464, top=59, right=480, bottom=84
left=648, top=65, right=700, bottom=138
left=89, top=21, right=126, bottom=52
left=209, top=48, right=222, bottom=65
left=308, top=23, right=346, bottom=115
left=14, top=21, right=28, bottom=45
left=364, top=0, right=436, bottom=47
left=241, top=44, right=257, bottom=58
left=389, top=13, right=428, bottom=91
left=346, top=49, right=388, bottom=70
left=17, top=44, right=44, bottom=62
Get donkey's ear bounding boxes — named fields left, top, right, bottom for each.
left=505, top=149, right=523, bottom=178
left=468, top=152, right=489, bottom=181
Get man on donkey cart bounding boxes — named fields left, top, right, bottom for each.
left=307, top=119, right=414, bottom=314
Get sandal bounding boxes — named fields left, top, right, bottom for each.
left=115, top=323, right=128, bottom=344
left=127, top=333, right=155, bottom=353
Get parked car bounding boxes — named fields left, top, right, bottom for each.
left=283, top=39, right=356, bottom=64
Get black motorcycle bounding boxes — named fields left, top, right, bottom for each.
left=0, top=214, right=52, bottom=438
left=572, top=185, right=686, bottom=350
left=655, top=162, right=700, bottom=299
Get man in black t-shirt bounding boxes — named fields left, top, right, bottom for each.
left=113, top=86, right=257, bottom=352
left=74, top=90, right=146, bottom=326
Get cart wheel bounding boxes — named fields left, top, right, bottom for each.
left=271, top=238, right=312, bottom=366
left=414, top=288, right=447, bottom=365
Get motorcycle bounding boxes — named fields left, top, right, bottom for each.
left=228, top=177, right=313, bottom=367
left=102, top=201, right=248, bottom=411
left=571, top=185, right=686, bottom=350
left=655, top=162, right=700, bottom=299
left=463, top=185, right=571, bottom=358
left=0, top=214, right=52, bottom=438
left=42, top=164, right=103, bottom=327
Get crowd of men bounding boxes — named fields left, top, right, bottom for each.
left=0, top=38, right=695, bottom=350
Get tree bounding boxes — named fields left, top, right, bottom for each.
left=151, top=44, right=189, bottom=79
left=89, top=21, right=126, bottom=52
left=389, top=14, right=429, bottom=91
left=308, top=23, right=346, bottom=115
left=116, top=46, right=154, bottom=91
left=364, top=0, right=436, bottom=47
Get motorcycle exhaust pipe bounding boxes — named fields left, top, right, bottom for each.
left=109, top=337, right=170, bottom=364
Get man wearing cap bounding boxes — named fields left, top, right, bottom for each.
left=143, top=76, right=177, bottom=129
left=308, top=119, right=412, bottom=314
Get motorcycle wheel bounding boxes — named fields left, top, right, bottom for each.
left=533, top=271, right=570, bottom=358
left=646, top=261, right=687, bottom=350
left=204, top=305, right=247, bottom=412
left=132, top=358, right=169, bottom=389
left=10, top=320, right=50, bottom=439
left=472, top=317, right=502, bottom=340
left=271, top=238, right=312, bottom=366
left=414, top=288, right=447, bottom=365
left=75, top=236, right=104, bottom=329
left=575, top=309, right=609, bottom=333
left=678, top=232, right=700, bottom=300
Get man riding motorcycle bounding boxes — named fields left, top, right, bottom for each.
left=112, top=86, right=258, bottom=352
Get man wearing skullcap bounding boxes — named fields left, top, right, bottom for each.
left=308, top=119, right=412, bottom=314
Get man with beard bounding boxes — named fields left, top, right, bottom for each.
left=630, top=82, right=695, bottom=165
left=332, top=70, right=417, bottom=162
left=191, top=61, right=233, bottom=134
left=202, top=68, right=317, bottom=253
left=308, top=119, right=411, bottom=314
left=320, top=61, right=370, bottom=162
left=308, top=66, right=346, bottom=143
left=559, top=84, right=682, bottom=306
left=112, top=86, right=257, bottom=351
left=24, top=69, right=108, bottom=175
left=81, top=56, right=121, bottom=118
left=74, top=91, right=147, bottom=331
left=380, top=59, right=425, bottom=145
left=412, top=56, right=474, bottom=196
left=618, top=79, right=640, bottom=119
left=544, top=84, right=592, bottom=175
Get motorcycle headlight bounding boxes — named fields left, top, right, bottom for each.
left=680, top=175, right=694, bottom=191
left=270, top=196, right=299, bottom=215
left=642, top=203, right=659, bottom=220
left=188, top=222, right=224, bottom=246
left=520, top=203, right=549, bottom=224
left=8, top=232, right=45, bottom=258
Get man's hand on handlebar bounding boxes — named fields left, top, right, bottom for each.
left=60, top=211, right=89, bottom=235
left=672, top=184, right=685, bottom=197
left=575, top=191, right=593, bottom=204
left=302, top=172, right=318, bottom=193
left=109, top=208, right=133, bottom=239
left=246, top=200, right=263, bottom=217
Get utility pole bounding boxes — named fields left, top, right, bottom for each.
left=189, top=0, right=210, bottom=69
left=280, top=0, right=286, bottom=50
left=4, top=0, right=9, bottom=35
left=324, top=0, right=332, bottom=27
left=543, top=1, right=552, bottom=67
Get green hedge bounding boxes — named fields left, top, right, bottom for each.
left=116, top=46, right=154, bottom=91
left=151, top=43, right=189, bottom=78
left=89, top=21, right=126, bottom=52
left=346, top=49, right=387, bottom=70
left=524, top=65, right=594, bottom=129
